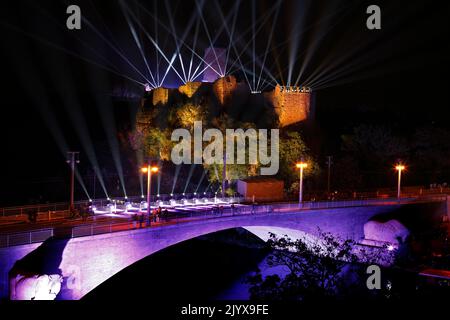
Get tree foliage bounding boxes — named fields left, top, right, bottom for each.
left=247, top=230, right=394, bottom=301
left=132, top=98, right=317, bottom=191
left=278, top=131, right=319, bottom=192
left=338, top=124, right=450, bottom=188
left=175, top=103, right=208, bottom=129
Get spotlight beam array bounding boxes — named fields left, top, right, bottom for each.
left=3, top=31, right=92, bottom=201
left=120, top=1, right=157, bottom=88
left=183, top=165, right=196, bottom=194
left=134, top=0, right=224, bottom=79
left=121, top=2, right=186, bottom=85
left=195, top=169, right=207, bottom=193
left=256, top=0, right=281, bottom=91
left=0, top=20, right=145, bottom=87
left=171, top=165, right=182, bottom=195
left=82, top=15, right=153, bottom=86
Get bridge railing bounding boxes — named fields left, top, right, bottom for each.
left=252, top=195, right=447, bottom=212
left=3, top=187, right=450, bottom=218
left=0, top=228, right=53, bottom=248
left=0, top=195, right=446, bottom=248
left=0, top=195, right=243, bottom=218
left=0, top=193, right=226, bottom=218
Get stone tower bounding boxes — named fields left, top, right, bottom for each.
left=213, top=75, right=237, bottom=105
left=152, top=87, right=169, bottom=106
left=267, top=85, right=312, bottom=127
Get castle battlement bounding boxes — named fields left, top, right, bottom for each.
left=279, top=85, right=312, bottom=93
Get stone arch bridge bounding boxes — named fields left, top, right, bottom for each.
left=0, top=199, right=447, bottom=300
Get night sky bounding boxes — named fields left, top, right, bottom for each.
left=0, top=0, right=449, bottom=206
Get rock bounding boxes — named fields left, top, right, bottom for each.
left=363, top=219, right=409, bottom=246
left=10, top=274, right=63, bottom=300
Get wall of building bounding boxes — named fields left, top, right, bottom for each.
left=237, top=179, right=285, bottom=201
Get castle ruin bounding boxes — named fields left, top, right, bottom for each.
left=136, top=75, right=313, bottom=132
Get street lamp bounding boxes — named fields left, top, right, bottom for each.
left=66, top=151, right=80, bottom=214
left=395, top=163, right=405, bottom=199
left=296, top=162, right=308, bottom=207
left=142, top=165, right=159, bottom=217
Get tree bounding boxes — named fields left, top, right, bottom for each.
left=278, top=131, right=319, bottom=192
left=175, top=103, right=208, bottom=129
left=246, top=229, right=396, bottom=301
left=143, top=128, right=173, bottom=161
left=340, top=124, right=409, bottom=188
left=342, top=124, right=409, bottom=165
left=204, top=114, right=259, bottom=196
left=411, top=126, right=450, bottom=183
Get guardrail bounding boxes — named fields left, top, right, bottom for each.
left=0, top=194, right=232, bottom=217
left=3, top=188, right=450, bottom=217
left=0, top=195, right=447, bottom=248
left=0, top=228, right=53, bottom=248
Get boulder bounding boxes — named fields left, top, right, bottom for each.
left=10, top=274, right=63, bottom=300
left=363, top=219, right=409, bottom=246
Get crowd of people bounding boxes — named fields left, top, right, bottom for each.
left=131, top=206, right=169, bottom=228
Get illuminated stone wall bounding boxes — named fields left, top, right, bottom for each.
left=213, top=75, right=237, bottom=105
left=152, top=87, right=169, bottom=106
left=178, top=81, right=202, bottom=98
left=268, top=85, right=311, bottom=127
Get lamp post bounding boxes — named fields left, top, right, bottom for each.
left=296, top=162, right=308, bottom=207
left=142, top=165, right=159, bottom=217
left=395, top=164, right=405, bottom=199
left=66, top=151, right=80, bottom=213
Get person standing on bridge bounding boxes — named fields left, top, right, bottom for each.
left=146, top=211, right=151, bottom=226
left=251, top=202, right=257, bottom=214
left=139, top=213, right=144, bottom=228
left=132, top=214, right=138, bottom=229
left=157, top=206, right=162, bottom=222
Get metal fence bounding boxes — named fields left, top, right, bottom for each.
left=0, top=193, right=226, bottom=217
left=0, top=228, right=53, bottom=248
left=0, top=195, right=447, bottom=248
left=2, top=188, right=450, bottom=217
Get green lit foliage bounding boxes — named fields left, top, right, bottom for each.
left=278, top=131, right=319, bottom=191
left=203, top=114, right=260, bottom=185
left=137, top=100, right=317, bottom=191
left=144, top=128, right=174, bottom=161
left=175, top=103, right=208, bottom=129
